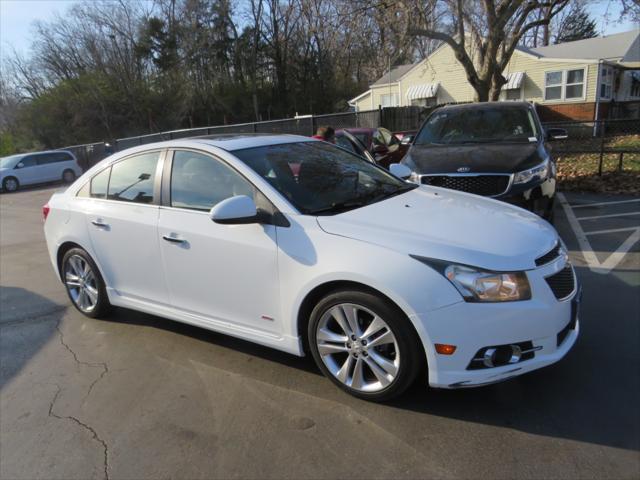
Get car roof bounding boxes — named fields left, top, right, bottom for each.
left=336, top=128, right=375, bottom=134
left=7, top=149, right=75, bottom=158
left=189, top=133, right=314, bottom=151
left=440, top=101, right=533, bottom=111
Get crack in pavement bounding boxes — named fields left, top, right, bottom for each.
left=55, top=319, right=109, bottom=400
left=48, top=385, right=110, bottom=480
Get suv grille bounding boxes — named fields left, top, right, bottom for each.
left=545, top=264, right=575, bottom=300
left=420, top=175, right=510, bottom=196
left=536, top=243, right=561, bottom=266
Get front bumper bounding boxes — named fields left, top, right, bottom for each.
left=412, top=258, right=579, bottom=389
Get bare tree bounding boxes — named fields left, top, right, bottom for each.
left=404, top=0, right=570, bottom=101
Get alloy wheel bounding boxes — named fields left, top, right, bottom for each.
left=64, top=254, right=99, bottom=313
left=4, top=178, right=18, bottom=192
left=316, top=303, right=400, bottom=392
left=63, top=170, right=75, bottom=183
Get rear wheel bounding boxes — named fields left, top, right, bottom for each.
left=62, top=248, right=111, bottom=318
left=308, top=289, right=423, bottom=401
left=62, top=169, right=76, bottom=184
left=2, top=177, right=19, bottom=193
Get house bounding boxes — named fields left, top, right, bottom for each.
left=349, top=29, right=640, bottom=121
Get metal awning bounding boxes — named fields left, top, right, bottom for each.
left=504, top=72, right=524, bottom=90
left=406, top=83, right=439, bottom=100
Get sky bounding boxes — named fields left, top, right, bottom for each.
left=0, top=0, right=638, bottom=59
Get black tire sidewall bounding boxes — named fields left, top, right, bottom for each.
left=2, top=177, right=19, bottom=193
left=308, top=289, right=423, bottom=402
left=62, top=169, right=76, bottom=183
left=62, top=247, right=111, bottom=318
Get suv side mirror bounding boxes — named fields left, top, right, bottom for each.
left=546, top=128, right=568, bottom=141
left=15, top=162, right=24, bottom=169
left=401, top=135, right=414, bottom=145
left=210, top=195, right=259, bottom=225
left=390, top=163, right=412, bottom=180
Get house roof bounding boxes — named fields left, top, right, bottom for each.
left=371, top=64, right=415, bottom=86
left=529, top=29, right=640, bottom=63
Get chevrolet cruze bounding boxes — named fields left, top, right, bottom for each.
left=43, top=135, right=580, bottom=401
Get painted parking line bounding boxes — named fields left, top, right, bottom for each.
left=557, top=192, right=640, bottom=275
left=570, top=199, right=640, bottom=209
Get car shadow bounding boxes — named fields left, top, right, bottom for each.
left=0, top=286, right=64, bottom=389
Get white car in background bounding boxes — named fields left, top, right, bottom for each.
left=42, top=135, right=580, bottom=401
left=0, top=150, right=82, bottom=192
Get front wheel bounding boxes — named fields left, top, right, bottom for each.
left=62, top=248, right=111, bottom=318
left=308, top=289, right=423, bottom=401
left=2, top=177, right=19, bottom=193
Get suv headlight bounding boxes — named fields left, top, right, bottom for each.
left=411, top=256, right=531, bottom=302
left=513, top=158, right=550, bottom=185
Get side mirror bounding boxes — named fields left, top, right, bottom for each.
left=390, top=163, right=412, bottom=180
left=15, top=162, right=24, bottom=169
left=401, top=135, right=414, bottom=145
left=210, top=195, right=259, bottom=225
left=546, top=128, right=568, bottom=141
left=372, top=144, right=388, bottom=155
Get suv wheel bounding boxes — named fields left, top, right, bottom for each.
left=62, top=169, right=76, bottom=183
left=2, top=177, right=19, bottom=193
left=308, top=289, right=423, bottom=401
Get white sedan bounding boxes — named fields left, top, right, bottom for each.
left=43, top=135, right=579, bottom=401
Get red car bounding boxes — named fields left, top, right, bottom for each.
left=336, top=127, right=410, bottom=168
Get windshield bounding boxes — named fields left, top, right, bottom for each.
left=234, top=141, right=416, bottom=215
left=415, top=106, right=538, bottom=145
left=0, top=155, right=22, bottom=168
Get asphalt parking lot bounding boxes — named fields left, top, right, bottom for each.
left=1, top=185, right=638, bottom=479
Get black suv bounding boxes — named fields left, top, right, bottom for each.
left=400, top=102, right=567, bottom=221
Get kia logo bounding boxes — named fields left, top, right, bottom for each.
left=457, top=166, right=471, bottom=173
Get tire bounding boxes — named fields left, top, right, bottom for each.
left=62, top=169, right=76, bottom=184
left=61, top=248, right=112, bottom=318
left=2, top=176, right=19, bottom=193
left=308, top=288, right=423, bottom=401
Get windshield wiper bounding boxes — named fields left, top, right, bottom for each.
left=307, top=184, right=418, bottom=216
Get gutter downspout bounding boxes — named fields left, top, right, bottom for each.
left=593, top=59, right=603, bottom=133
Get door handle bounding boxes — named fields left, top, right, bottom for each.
left=162, top=234, right=186, bottom=244
left=91, top=219, right=109, bottom=228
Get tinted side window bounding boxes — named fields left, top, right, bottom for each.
left=107, top=152, right=159, bottom=204
left=170, top=151, right=254, bottom=211
left=36, top=153, right=58, bottom=165
left=52, top=152, right=73, bottom=163
left=20, top=156, right=38, bottom=168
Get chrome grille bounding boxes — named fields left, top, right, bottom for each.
left=420, top=174, right=510, bottom=196
left=545, top=264, right=576, bottom=300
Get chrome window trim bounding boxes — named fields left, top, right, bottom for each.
left=417, top=173, right=514, bottom=197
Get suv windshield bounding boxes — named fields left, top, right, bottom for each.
left=234, top=142, right=416, bottom=215
left=0, top=155, right=23, bottom=168
left=415, top=106, right=538, bottom=145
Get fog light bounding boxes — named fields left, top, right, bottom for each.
left=435, top=344, right=457, bottom=355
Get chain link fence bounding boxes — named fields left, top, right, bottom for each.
left=57, top=104, right=639, bottom=177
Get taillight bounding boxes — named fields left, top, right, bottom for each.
left=42, top=203, right=50, bottom=222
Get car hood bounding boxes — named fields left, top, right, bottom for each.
left=404, top=143, right=544, bottom=174
left=316, top=187, right=557, bottom=271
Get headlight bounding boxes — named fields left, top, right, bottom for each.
left=513, top=158, right=550, bottom=185
left=411, top=256, right=531, bottom=302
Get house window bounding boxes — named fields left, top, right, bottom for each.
left=631, top=72, right=640, bottom=98
left=544, top=68, right=585, bottom=101
left=505, top=89, right=522, bottom=101
left=600, top=67, right=613, bottom=99
left=380, top=93, right=399, bottom=107
left=410, top=97, right=437, bottom=107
